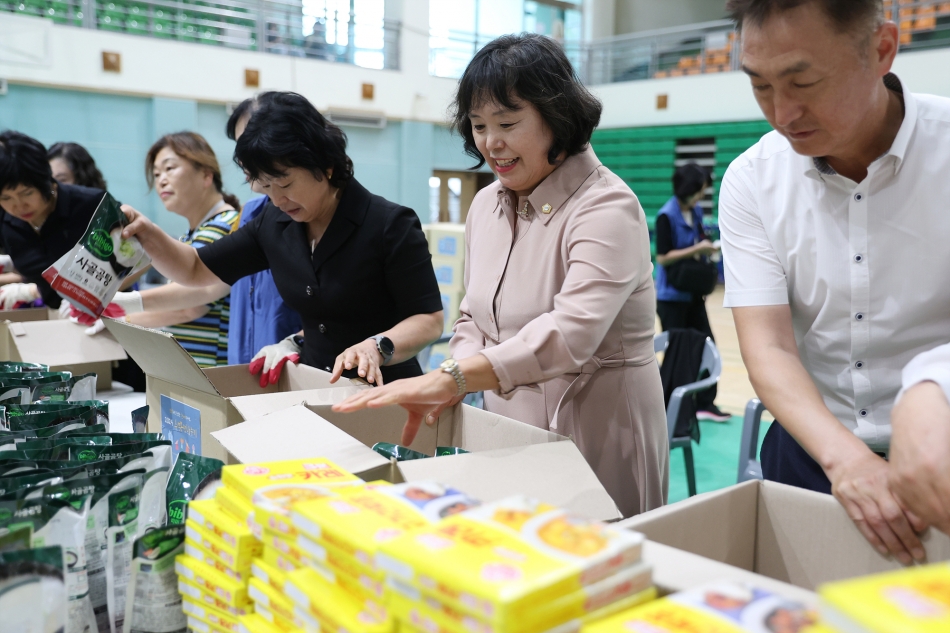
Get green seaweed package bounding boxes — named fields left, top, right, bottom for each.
left=0, top=460, right=45, bottom=477
left=0, top=545, right=68, bottom=633
left=42, top=191, right=150, bottom=318
left=0, top=492, right=95, bottom=633
left=117, top=447, right=172, bottom=534
left=35, top=373, right=98, bottom=403
left=165, top=453, right=224, bottom=526
left=0, top=419, right=100, bottom=442
left=69, top=440, right=171, bottom=464
left=123, top=526, right=186, bottom=633
left=372, top=441, right=431, bottom=461
left=65, top=432, right=161, bottom=443
left=0, top=361, right=49, bottom=373
left=43, top=470, right=144, bottom=633
left=0, top=471, right=62, bottom=498
left=9, top=408, right=98, bottom=433
left=42, top=424, right=108, bottom=440
left=18, top=437, right=113, bottom=462
left=21, top=401, right=111, bottom=429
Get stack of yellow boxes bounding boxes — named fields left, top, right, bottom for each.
left=425, top=222, right=466, bottom=362
left=286, top=481, right=483, bottom=633
left=176, top=496, right=260, bottom=633
left=221, top=458, right=367, bottom=632
left=376, top=495, right=656, bottom=633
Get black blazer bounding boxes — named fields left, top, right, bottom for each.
left=0, top=183, right=104, bottom=308
left=199, top=178, right=443, bottom=382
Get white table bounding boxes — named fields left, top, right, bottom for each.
left=97, top=382, right=147, bottom=433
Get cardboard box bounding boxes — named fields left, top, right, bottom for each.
left=0, top=318, right=126, bottom=390
left=425, top=223, right=465, bottom=259
left=432, top=255, right=464, bottom=290
left=440, top=289, right=464, bottom=335
left=619, top=480, right=950, bottom=591
left=209, top=399, right=622, bottom=522
left=103, top=319, right=368, bottom=463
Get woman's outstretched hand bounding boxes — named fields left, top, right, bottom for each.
left=332, top=371, right=463, bottom=445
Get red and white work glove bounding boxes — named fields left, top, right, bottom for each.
left=249, top=334, right=301, bottom=388
left=68, top=303, right=128, bottom=335
left=0, top=283, right=39, bottom=310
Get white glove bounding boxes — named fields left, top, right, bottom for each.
left=0, top=254, right=13, bottom=274
left=0, top=283, right=39, bottom=310
left=58, top=300, right=73, bottom=320
left=112, top=290, right=145, bottom=314
left=249, top=335, right=302, bottom=388
left=85, top=319, right=107, bottom=336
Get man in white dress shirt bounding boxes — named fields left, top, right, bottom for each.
left=720, top=0, right=950, bottom=564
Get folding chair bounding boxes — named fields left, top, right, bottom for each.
left=655, top=331, right=722, bottom=497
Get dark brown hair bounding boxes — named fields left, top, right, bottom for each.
left=726, top=0, right=884, bottom=35
left=47, top=142, right=107, bottom=190
left=451, top=33, right=602, bottom=168
left=146, top=132, right=241, bottom=211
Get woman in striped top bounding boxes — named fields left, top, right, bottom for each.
left=115, top=132, right=241, bottom=367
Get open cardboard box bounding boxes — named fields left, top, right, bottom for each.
left=210, top=398, right=623, bottom=522
left=619, top=479, right=950, bottom=592
left=104, top=319, right=369, bottom=463
left=0, top=317, right=126, bottom=390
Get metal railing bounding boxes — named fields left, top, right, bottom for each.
left=1, top=0, right=399, bottom=70
left=577, top=0, right=950, bottom=85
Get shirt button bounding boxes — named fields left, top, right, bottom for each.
left=855, top=360, right=864, bottom=369
left=859, top=409, right=868, bottom=417
left=318, top=324, right=327, bottom=334
left=854, top=193, right=863, bottom=201
left=855, top=312, right=865, bottom=321
left=853, top=254, right=863, bottom=263
left=306, top=286, right=314, bottom=296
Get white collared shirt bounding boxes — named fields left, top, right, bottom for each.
left=719, top=73, right=950, bottom=450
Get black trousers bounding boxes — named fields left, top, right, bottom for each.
left=760, top=422, right=832, bottom=494
left=656, top=297, right=717, bottom=410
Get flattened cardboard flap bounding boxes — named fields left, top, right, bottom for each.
left=7, top=319, right=127, bottom=365
left=104, top=318, right=217, bottom=395
left=228, top=386, right=367, bottom=422
left=210, top=403, right=391, bottom=475
left=398, top=441, right=621, bottom=521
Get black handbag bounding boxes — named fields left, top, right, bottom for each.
left=666, top=258, right=718, bottom=296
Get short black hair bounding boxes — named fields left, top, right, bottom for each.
left=0, top=131, right=55, bottom=199
left=47, top=142, right=107, bottom=190
left=726, top=0, right=884, bottom=35
left=234, top=92, right=353, bottom=189
left=673, top=163, right=712, bottom=203
left=452, top=33, right=603, bottom=168
left=226, top=93, right=278, bottom=141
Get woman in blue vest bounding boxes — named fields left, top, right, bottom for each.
left=655, top=162, right=727, bottom=421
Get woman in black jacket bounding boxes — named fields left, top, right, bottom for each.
left=120, top=92, right=444, bottom=386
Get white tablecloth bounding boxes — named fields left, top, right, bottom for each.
left=97, top=382, right=147, bottom=433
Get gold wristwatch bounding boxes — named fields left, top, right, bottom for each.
left=440, top=358, right=467, bottom=397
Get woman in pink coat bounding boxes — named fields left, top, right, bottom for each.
left=336, top=33, right=668, bottom=516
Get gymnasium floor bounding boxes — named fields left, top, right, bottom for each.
left=662, top=286, right=773, bottom=504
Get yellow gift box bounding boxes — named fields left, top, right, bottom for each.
left=176, top=554, right=250, bottom=606
left=187, top=518, right=262, bottom=570
left=184, top=538, right=252, bottom=582
left=377, top=495, right=645, bottom=624
left=188, top=497, right=260, bottom=552
left=285, top=566, right=394, bottom=633
left=183, top=595, right=243, bottom=632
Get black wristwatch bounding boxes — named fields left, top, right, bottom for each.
left=372, top=335, right=394, bottom=366
left=292, top=334, right=305, bottom=349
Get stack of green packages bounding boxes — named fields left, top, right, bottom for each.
left=0, top=399, right=200, bottom=633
